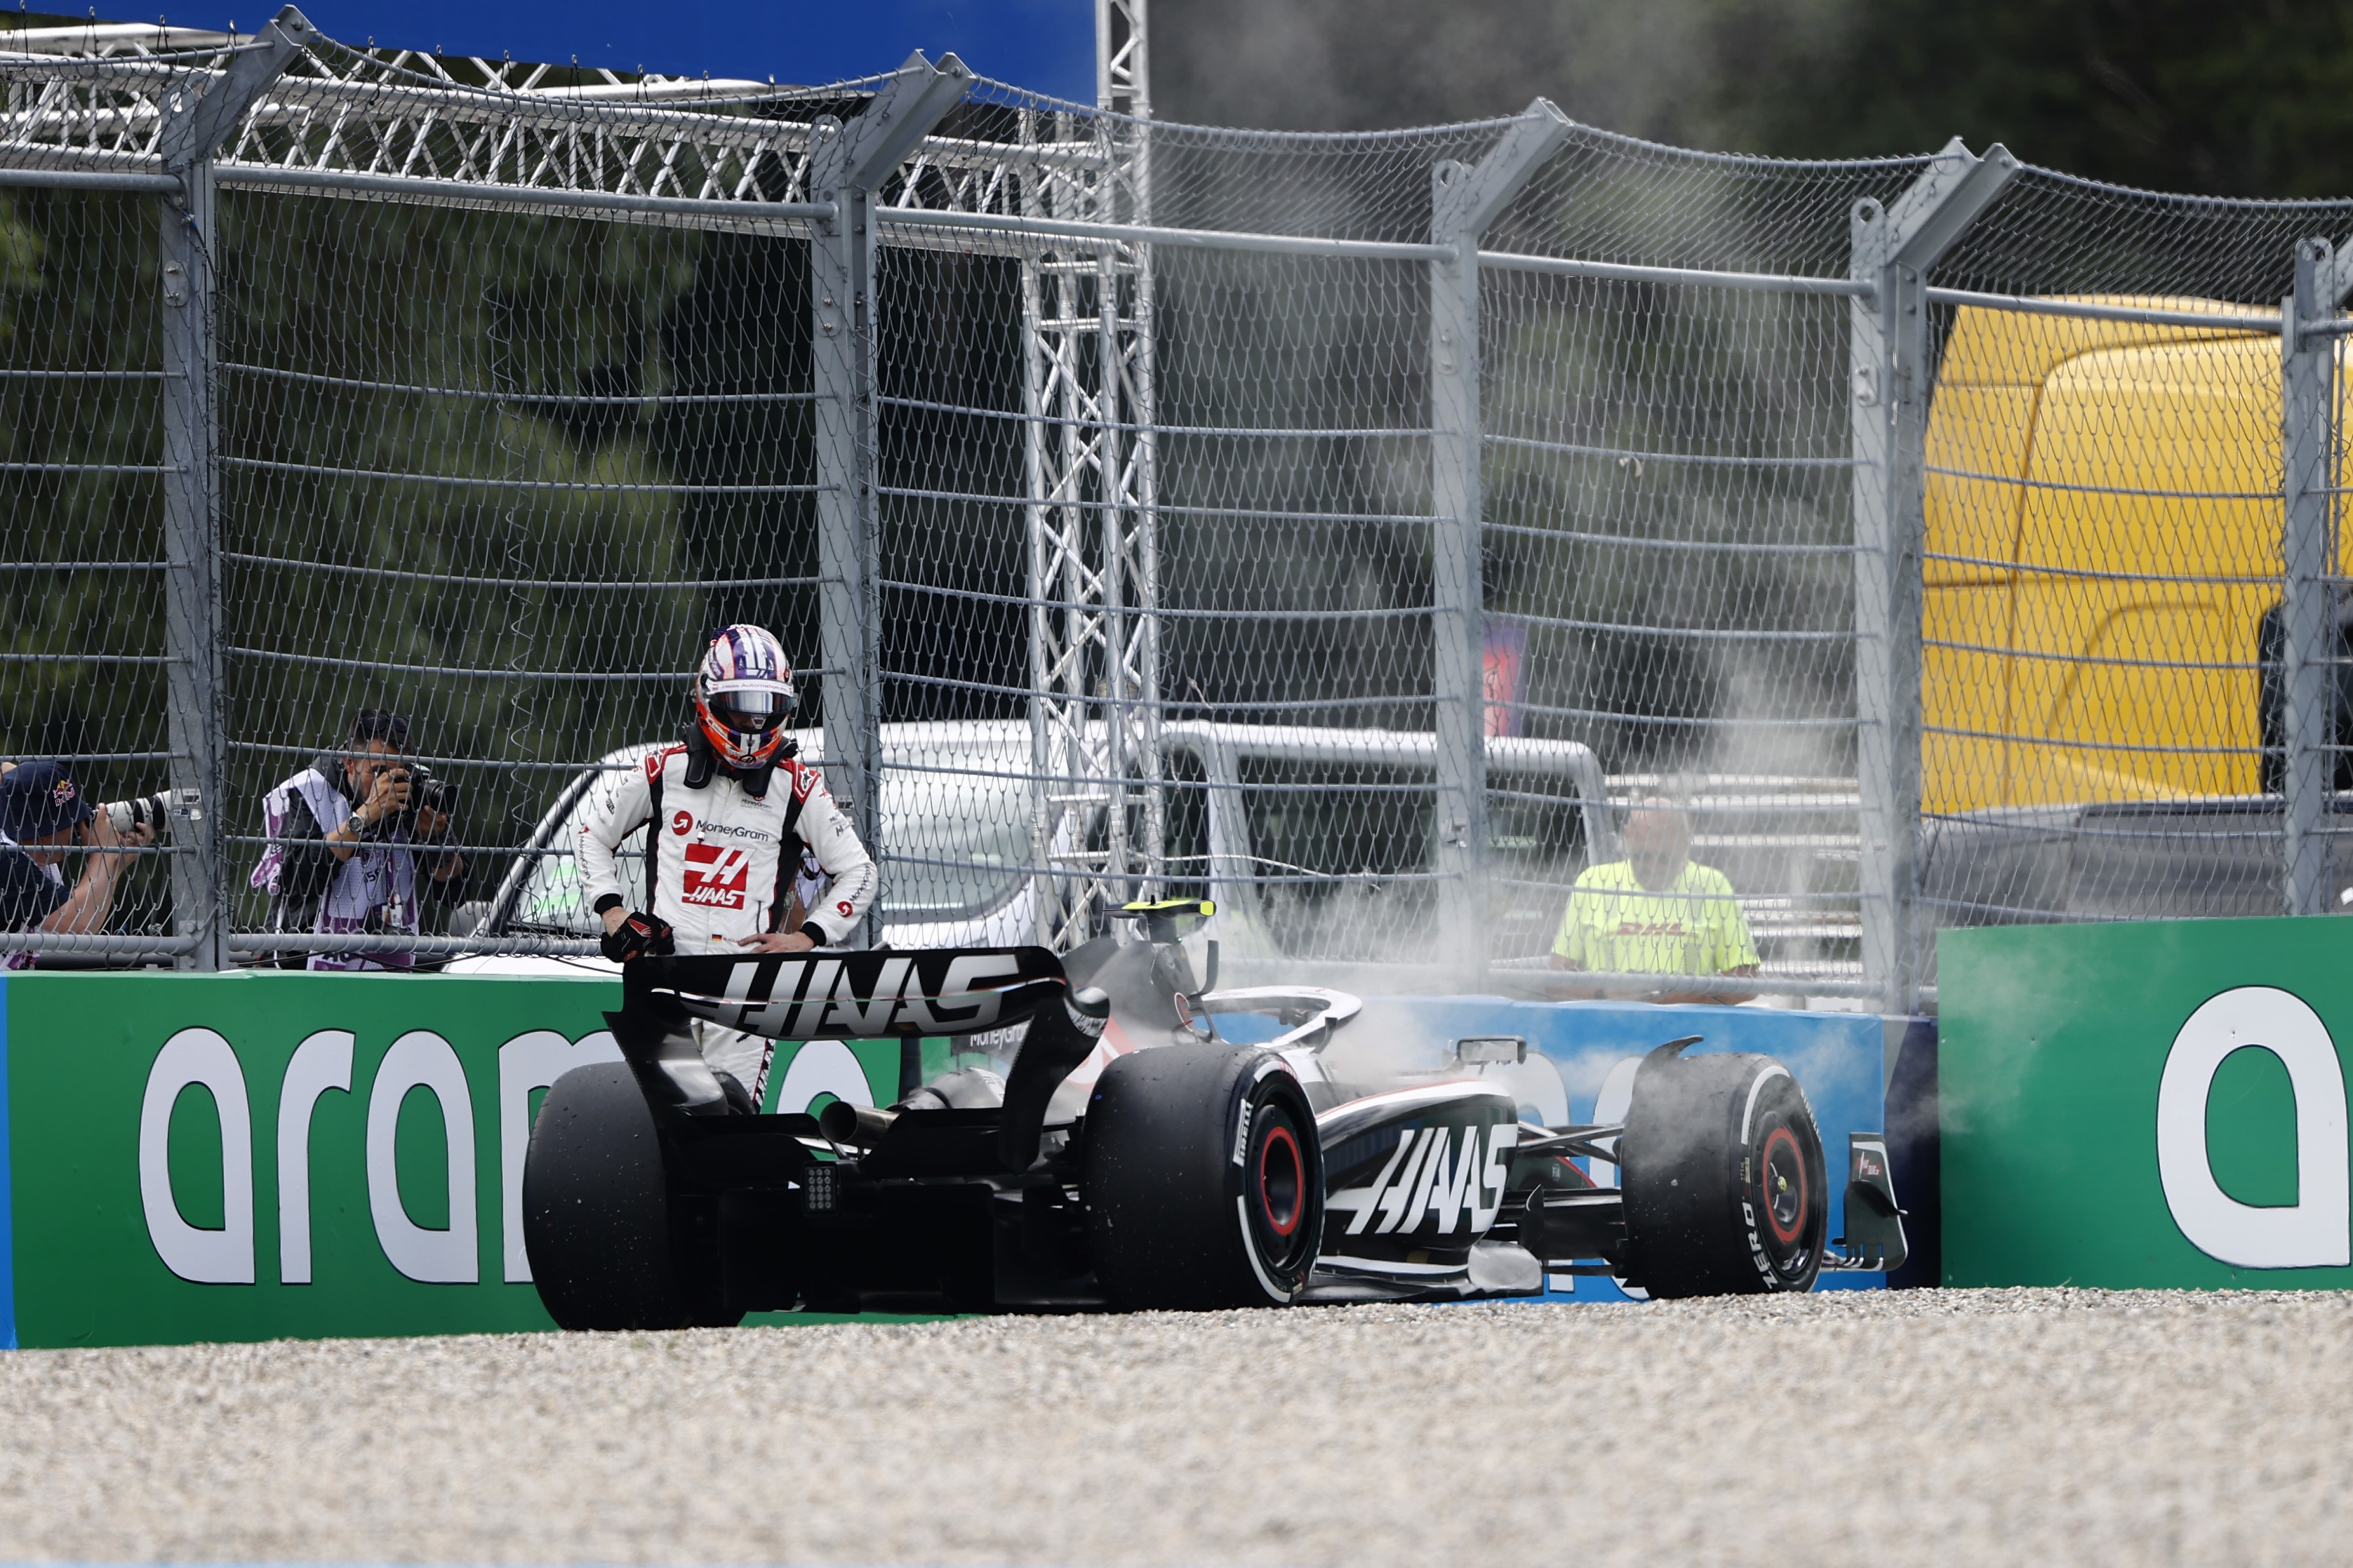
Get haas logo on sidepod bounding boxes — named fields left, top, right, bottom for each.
left=1342, top=1122, right=1515, bottom=1237
left=680, top=842, right=750, bottom=909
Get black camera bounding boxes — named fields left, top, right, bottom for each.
left=381, top=763, right=457, bottom=836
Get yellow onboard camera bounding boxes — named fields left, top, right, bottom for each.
left=1111, top=897, right=1215, bottom=944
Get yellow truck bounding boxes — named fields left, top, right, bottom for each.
left=1918, top=299, right=2345, bottom=920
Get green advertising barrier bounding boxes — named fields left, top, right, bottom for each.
left=0, top=971, right=936, bottom=1348
left=1942, top=916, right=2353, bottom=1288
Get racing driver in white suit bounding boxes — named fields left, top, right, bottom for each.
left=580, top=624, right=878, bottom=1111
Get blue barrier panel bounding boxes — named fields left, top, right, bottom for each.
left=1319, top=997, right=1892, bottom=1299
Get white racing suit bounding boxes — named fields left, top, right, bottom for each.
left=579, top=742, right=879, bottom=1107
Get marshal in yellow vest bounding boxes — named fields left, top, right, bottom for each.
left=1550, top=859, right=1760, bottom=977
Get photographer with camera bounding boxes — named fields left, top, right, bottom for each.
left=0, top=760, right=159, bottom=967
left=249, top=708, right=468, bottom=971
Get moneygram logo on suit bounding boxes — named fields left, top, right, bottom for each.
left=2159, top=986, right=2353, bottom=1270
left=135, top=1026, right=880, bottom=1286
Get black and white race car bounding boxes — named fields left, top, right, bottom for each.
left=522, top=901, right=1906, bottom=1324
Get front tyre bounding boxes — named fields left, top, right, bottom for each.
left=1619, top=1050, right=1826, bottom=1299
left=1084, top=1044, right=1325, bottom=1310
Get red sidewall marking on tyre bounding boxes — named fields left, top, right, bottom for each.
left=1257, top=1123, right=1304, bottom=1237
left=1760, top=1124, right=1806, bottom=1246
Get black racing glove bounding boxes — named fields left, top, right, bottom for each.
left=601, top=910, right=675, bottom=963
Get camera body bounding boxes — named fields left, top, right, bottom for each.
left=377, top=762, right=457, bottom=836
left=101, top=788, right=198, bottom=837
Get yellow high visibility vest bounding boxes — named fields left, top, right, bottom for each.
left=1550, top=860, right=1759, bottom=977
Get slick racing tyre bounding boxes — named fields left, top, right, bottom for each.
left=1084, top=1043, right=1324, bottom=1310
left=1618, top=1050, right=1826, bottom=1298
left=522, top=1063, right=743, bottom=1330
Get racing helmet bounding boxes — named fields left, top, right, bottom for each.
left=691, top=624, right=796, bottom=771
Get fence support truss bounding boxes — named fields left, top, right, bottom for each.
left=1021, top=84, right=1161, bottom=948
left=1848, top=137, right=2016, bottom=1015
left=1428, top=101, right=1569, bottom=981
left=809, top=51, right=971, bottom=948
left=1096, top=0, right=1147, bottom=119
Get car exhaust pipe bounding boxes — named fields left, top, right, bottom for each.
left=818, top=1101, right=899, bottom=1148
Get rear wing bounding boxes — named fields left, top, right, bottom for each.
left=632, top=947, right=1070, bottom=1041
left=607, top=947, right=1104, bottom=1171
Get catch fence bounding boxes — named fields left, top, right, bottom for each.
left=1, top=8, right=2346, bottom=1012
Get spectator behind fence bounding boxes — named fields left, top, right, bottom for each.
left=250, top=709, right=467, bottom=971
left=1549, top=797, right=1760, bottom=1005
left=0, top=760, right=156, bottom=966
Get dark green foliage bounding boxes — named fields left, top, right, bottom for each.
left=1158, top=0, right=2353, bottom=200
left=0, top=184, right=821, bottom=935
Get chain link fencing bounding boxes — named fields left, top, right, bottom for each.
left=0, top=15, right=2345, bottom=1007
left=1918, top=172, right=2353, bottom=955
left=0, top=182, right=175, bottom=948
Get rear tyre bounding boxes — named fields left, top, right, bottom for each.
left=1618, top=1051, right=1826, bottom=1299
left=522, top=1063, right=743, bottom=1329
left=1084, top=1044, right=1324, bottom=1310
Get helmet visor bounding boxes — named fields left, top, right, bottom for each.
left=708, top=686, right=788, bottom=734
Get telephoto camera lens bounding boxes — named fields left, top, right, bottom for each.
left=101, top=789, right=194, bottom=836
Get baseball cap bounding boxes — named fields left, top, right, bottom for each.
left=0, top=760, right=94, bottom=841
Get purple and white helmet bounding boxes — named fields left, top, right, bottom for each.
left=692, top=624, right=796, bottom=770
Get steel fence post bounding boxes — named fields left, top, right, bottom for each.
left=155, top=7, right=313, bottom=970
left=158, top=165, right=220, bottom=971
left=809, top=52, right=970, bottom=947
left=2282, top=238, right=2337, bottom=916
left=1848, top=139, right=2016, bottom=1014
left=1429, top=102, right=1569, bottom=986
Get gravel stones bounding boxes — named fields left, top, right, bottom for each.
left=0, top=1287, right=2346, bottom=1565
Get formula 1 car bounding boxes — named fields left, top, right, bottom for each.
left=522, top=902, right=1907, bottom=1325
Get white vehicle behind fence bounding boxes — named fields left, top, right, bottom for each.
left=450, top=723, right=1865, bottom=982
